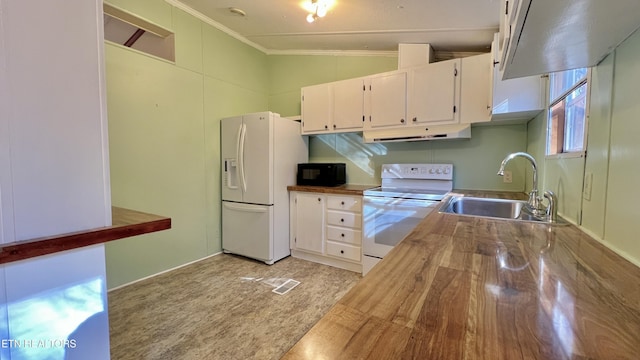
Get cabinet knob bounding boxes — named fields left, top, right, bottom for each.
left=340, top=250, right=344, bottom=254
left=412, top=117, right=417, bottom=122
left=318, top=198, right=321, bottom=202
left=324, top=125, right=328, bottom=129
left=341, top=233, right=345, bottom=237
left=340, top=218, right=344, bottom=222
left=333, top=124, right=336, bottom=129
left=341, top=201, right=345, bottom=205
left=400, top=119, right=405, bottom=123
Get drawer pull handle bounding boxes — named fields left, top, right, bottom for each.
left=340, top=250, right=344, bottom=254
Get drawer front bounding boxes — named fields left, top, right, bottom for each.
left=326, top=241, right=361, bottom=262
left=327, top=211, right=362, bottom=229
left=326, top=226, right=361, bottom=245
left=326, top=196, right=361, bottom=212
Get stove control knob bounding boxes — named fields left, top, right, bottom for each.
left=428, top=168, right=435, bottom=174
left=444, top=167, right=451, bottom=174
left=436, top=168, right=442, bottom=174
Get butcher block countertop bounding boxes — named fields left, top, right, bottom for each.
left=282, top=190, right=640, bottom=359
left=287, top=184, right=376, bottom=195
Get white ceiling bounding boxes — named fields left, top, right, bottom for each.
left=169, top=0, right=501, bottom=54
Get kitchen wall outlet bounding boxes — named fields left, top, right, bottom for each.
left=583, top=172, right=593, bottom=201
left=502, top=170, right=512, bottom=183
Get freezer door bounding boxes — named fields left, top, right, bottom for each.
left=221, top=116, right=243, bottom=202
left=222, top=201, right=273, bottom=263
left=241, top=113, right=273, bottom=205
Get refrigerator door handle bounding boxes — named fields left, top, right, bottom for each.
left=223, top=202, right=268, bottom=213
left=238, top=123, right=247, bottom=193
left=233, top=123, right=243, bottom=191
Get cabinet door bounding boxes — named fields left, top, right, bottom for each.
left=460, top=53, right=491, bottom=124
left=293, top=193, right=325, bottom=254
left=492, top=67, right=544, bottom=113
left=491, top=32, right=544, bottom=121
left=367, top=72, right=407, bottom=128
left=301, top=83, right=332, bottom=133
left=408, top=59, right=460, bottom=125
left=333, top=78, right=364, bottom=131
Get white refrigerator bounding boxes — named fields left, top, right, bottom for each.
left=221, top=112, right=308, bottom=264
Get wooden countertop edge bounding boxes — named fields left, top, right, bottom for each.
left=287, top=184, right=378, bottom=196
left=0, top=206, right=171, bottom=264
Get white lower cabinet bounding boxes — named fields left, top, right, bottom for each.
left=290, top=192, right=325, bottom=254
left=290, top=191, right=363, bottom=273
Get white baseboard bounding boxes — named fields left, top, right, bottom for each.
left=291, top=249, right=362, bottom=273
left=108, top=252, right=223, bottom=292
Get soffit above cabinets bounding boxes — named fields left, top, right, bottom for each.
left=502, top=0, right=640, bottom=79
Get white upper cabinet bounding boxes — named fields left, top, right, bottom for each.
left=491, top=33, right=545, bottom=122
left=301, top=78, right=365, bottom=134
left=301, top=83, right=332, bottom=133
left=501, top=0, right=640, bottom=79
left=302, top=51, right=525, bottom=134
left=365, top=71, right=407, bottom=128
left=460, top=54, right=491, bottom=124
left=333, top=78, right=365, bottom=131
left=408, top=59, right=461, bottom=125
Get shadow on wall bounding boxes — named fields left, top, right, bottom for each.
left=314, top=133, right=387, bottom=176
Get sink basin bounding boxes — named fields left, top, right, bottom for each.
left=439, top=196, right=554, bottom=223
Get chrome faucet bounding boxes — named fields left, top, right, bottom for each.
left=544, top=190, right=557, bottom=223
left=497, top=152, right=547, bottom=218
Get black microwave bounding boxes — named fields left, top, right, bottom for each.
left=297, top=163, right=346, bottom=187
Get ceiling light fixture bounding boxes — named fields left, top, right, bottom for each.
left=306, top=0, right=329, bottom=23
left=228, top=7, right=246, bottom=17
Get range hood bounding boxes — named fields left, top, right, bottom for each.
left=363, top=124, right=471, bottom=143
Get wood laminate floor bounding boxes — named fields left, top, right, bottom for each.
left=108, top=254, right=361, bottom=359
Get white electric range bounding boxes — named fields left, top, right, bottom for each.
left=362, top=163, right=453, bottom=275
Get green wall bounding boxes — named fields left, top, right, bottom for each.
left=600, top=29, right=640, bottom=266
left=526, top=29, right=640, bottom=267
left=105, top=1, right=268, bottom=288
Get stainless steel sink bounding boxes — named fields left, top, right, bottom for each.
left=439, top=195, right=563, bottom=223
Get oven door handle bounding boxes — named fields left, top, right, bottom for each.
left=364, top=196, right=438, bottom=207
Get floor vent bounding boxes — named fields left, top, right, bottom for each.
left=272, top=279, right=300, bottom=295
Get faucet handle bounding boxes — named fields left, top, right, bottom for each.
left=543, top=190, right=557, bottom=223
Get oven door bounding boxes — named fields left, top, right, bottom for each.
left=363, top=196, right=437, bottom=259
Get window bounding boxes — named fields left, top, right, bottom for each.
left=546, top=68, right=588, bottom=156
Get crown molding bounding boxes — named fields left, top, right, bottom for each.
left=266, top=49, right=397, bottom=57
left=165, top=0, right=268, bottom=54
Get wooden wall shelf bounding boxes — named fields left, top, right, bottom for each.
left=0, top=207, right=171, bottom=265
